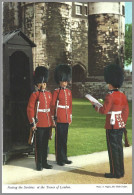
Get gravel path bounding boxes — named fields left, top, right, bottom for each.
left=14, top=156, right=132, bottom=184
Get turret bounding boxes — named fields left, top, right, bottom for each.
left=88, top=2, right=125, bottom=76
left=21, top=2, right=72, bottom=85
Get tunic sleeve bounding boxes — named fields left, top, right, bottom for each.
left=27, top=92, right=37, bottom=124
left=122, top=95, right=129, bottom=124
left=51, top=90, right=58, bottom=117
left=96, top=94, right=112, bottom=114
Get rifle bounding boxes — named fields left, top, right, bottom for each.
left=28, top=127, right=35, bottom=145
left=54, top=88, right=61, bottom=160
left=49, top=126, right=53, bottom=140
left=124, top=128, right=130, bottom=147
left=54, top=87, right=61, bottom=123
left=28, top=86, right=41, bottom=145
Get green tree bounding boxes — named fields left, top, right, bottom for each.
left=125, top=24, right=132, bottom=66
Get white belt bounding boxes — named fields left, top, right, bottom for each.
left=58, top=105, right=69, bottom=109
left=38, top=108, right=50, bottom=112
left=108, top=111, right=122, bottom=125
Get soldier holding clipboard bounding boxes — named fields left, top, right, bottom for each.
left=86, top=62, right=129, bottom=179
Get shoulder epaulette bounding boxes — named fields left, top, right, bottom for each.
left=47, top=90, right=52, bottom=94
left=108, top=91, right=113, bottom=94
left=32, top=90, right=37, bottom=94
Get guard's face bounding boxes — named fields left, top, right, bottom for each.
left=60, top=81, right=68, bottom=88
left=108, top=84, right=115, bottom=90
left=37, top=83, right=46, bottom=90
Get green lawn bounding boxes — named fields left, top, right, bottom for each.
left=49, top=98, right=132, bottom=156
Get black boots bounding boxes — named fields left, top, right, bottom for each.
left=57, top=161, right=65, bottom=166
left=64, top=160, right=72, bottom=164
left=57, top=159, right=72, bottom=166
left=105, top=173, right=124, bottom=179
left=36, top=163, right=43, bottom=171
left=36, top=163, right=53, bottom=171
left=43, top=163, right=53, bottom=169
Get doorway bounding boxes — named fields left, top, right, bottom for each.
left=9, top=51, right=30, bottom=145
left=72, top=64, right=86, bottom=82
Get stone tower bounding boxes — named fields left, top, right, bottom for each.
left=3, top=2, right=126, bottom=91
left=20, top=2, right=72, bottom=84
left=88, top=2, right=125, bottom=76
left=3, top=2, right=72, bottom=84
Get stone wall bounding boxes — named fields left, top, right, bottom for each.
left=3, top=2, right=128, bottom=97
left=71, top=18, right=88, bottom=69
left=21, top=3, right=48, bottom=69
left=3, top=2, right=125, bottom=77
left=72, top=77, right=132, bottom=101
left=21, top=2, right=72, bottom=84
left=3, top=2, right=21, bottom=33
left=88, top=13, right=125, bottom=76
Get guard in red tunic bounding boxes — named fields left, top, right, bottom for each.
left=27, top=66, right=53, bottom=171
left=93, top=62, right=129, bottom=178
left=51, top=64, right=72, bottom=166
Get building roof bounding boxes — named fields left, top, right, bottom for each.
left=3, top=29, right=36, bottom=47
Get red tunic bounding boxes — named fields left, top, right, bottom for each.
left=27, top=90, right=53, bottom=127
left=96, top=90, right=129, bottom=129
left=51, top=88, right=72, bottom=123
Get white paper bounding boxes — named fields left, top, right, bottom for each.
left=85, top=94, right=103, bottom=108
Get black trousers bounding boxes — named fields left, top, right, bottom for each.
left=35, top=127, right=50, bottom=168
left=106, top=128, right=124, bottom=177
left=55, top=123, right=69, bottom=163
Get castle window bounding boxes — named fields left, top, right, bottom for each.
left=84, top=5, right=88, bottom=16
left=42, top=28, right=46, bottom=35
left=9, top=2, right=13, bottom=9
left=75, top=5, right=82, bottom=15
left=122, top=5, right=125, bottom=16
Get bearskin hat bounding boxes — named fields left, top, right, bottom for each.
left=104, top=63, right=124, bottom=88
left=54, top=64, right=72, bottom=84
left=34, top=66, right=49, bottom=85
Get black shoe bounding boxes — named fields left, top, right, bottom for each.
left=64, top=160, right=72, bottom=164
left=43, top=163, right=53, bottom=169
left=36, top=166, right=43, bottom=171
left=105, top=173, right=122, bottom=179
left=115, top=174, right=124, bottom=178
left=119, top=172, right=124, bottom=177
left=57, top=161, right=65, bottom=166
left=104, top=173, right=115, bottom=178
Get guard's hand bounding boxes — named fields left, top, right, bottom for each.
left=49, top=128, right=53, bottom=140
left=49, top=135, right=52, bottom=140
left=32, top=126, right=36, bottom=131
left=52, top=120, right=56, bottom=127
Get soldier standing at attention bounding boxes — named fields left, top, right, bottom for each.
left=27, top=66, right=53, bottom=171
left=93, top=62, right=129, bottom=178
left=51, top=64, right=72, bottom=166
